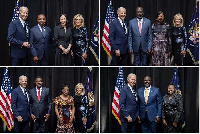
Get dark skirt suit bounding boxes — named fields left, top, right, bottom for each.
left=74, top=95, right=89, bottom=132
left=72, top=27, right=88, bottom=66
left=54, top=25, right=73, bottom=66
left=171, top=26, right=187, bottom=65
left=162, top=92, right=183, bottom=133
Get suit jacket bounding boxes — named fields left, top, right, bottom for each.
left=29, top=87, right=52, bottom=118
left=7, top=18, right=30, bottom=58
left=119, top=84, right=139, bottom=122
left=29, top=25, right=54, bottom=60
left=137, top=86, right=162, bottom=122
left=128, top=17, right=152, bottom=52
left=11, top=86, right=30, bottom=121
left=109, top=19, right=128, bottom=54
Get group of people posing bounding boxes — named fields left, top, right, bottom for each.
left=11, top=75, right=89, bottom=133
left=119, top=74, right=183, bottom=133
left=8, top=6, right=88, bottom=66
left=109, top=6, right=187, bottom=66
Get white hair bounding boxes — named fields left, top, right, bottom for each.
left=19, top=6, right=29, bottom=13
left=19, top=75, right=27, bottom=81
left=117, top=7, right=126, bottom=14
left=127, top=73, right=136, bottom=81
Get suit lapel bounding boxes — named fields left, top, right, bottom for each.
left=33, top=88, right=39, bottom=102
left=141, top=18, right=146, bottom=35
left=127, top=86, right=136, bottom=101
left=134, top=19, right=140, bottom=35
left=40, top=87, right=45, bottom=102
left=36, top=25, right=44, bottom=38
left=117, top=19, right=126, bottom=34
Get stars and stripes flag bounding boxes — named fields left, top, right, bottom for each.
left=12, top=0, right=20, bottom=21
left=9, top=0, right=20, bottom=48
left=187, top=0, right=199, bottom=65
left=171, top=67, right=185, bottom=127
left=89, top=13, right=99, bottom=64
left=102, top=0, right=115, bottom=59
left=0, top=68, right=14, bottom=131
left=112, top=67, right=126, bottom=125
left=84, top=68, right=96, bottom=132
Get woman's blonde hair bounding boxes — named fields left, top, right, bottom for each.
left=75, top=83, right=85, bottom=95
left=173, top=13, right=184, bottom=27
left=73, top=14, right=85, bottom=28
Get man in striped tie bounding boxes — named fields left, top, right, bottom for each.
left=11, top=75, right=30, bottom=132
left=119, top=73, right=139, bottom=132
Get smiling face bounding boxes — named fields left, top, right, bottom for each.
left=175, top=17, right=182, bottom=26
left=127, top=74, right=136, bottom=87
left=35, top=77, right=43, bottom=88
left=168, top=85, right=175, bottom=95
left=157, top=13, right=164, bottom=23
left=76, top=86, right=83, bottom=95
left=19, top=7, right=28, bottom=21
left=75, top=16, right=82, bottom=28
left=19, top=77, right=27, bottom=88
left=62, top=87, right=69, bottom=96
left=60, top=15, right=67, bottom=27
left=143, top=76, right=151, bottom=88
left=37, top=14, right=46, bottom=27
left=136, top=7, right=144, bottom=19
left=118, top=8, right=126, bottom=21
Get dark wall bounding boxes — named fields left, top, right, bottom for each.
left=0, top=0, right=99, bottom=66
left=100, top=0, right=196, bottom=65
left=0, top=67, right=99, bottom=132
left=100, top=67, right=199, bottom=133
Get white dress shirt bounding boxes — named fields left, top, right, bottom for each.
left=118, top=17, right=127, bottom=34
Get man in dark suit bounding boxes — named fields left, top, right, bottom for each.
left=119, top=73, right=139, bottom=133
left=29, top=76, right=52, bottom=132
left=7, top=7, right=30, bottom=66
left=29, top=14, right=54, bottom=66
left=11, top=75, right=30, bottom=132
left=109, top=7, right=128, bottom=65
left=137, top=76, right=162, bottom=133
left=128, top=7, right=152, bottom=66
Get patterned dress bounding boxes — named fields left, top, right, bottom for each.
left=162, top=92, right=183, bottom=133
left=53, top=96, right=75, bottom=133
left=150, top=23, right=171, bottom=66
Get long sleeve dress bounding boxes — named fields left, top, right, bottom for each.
left=74, top=95, right=89, bottom=132
left=72, top=27, right=88, bottom=66
left=54, top=25, right=73, bottom=66
left=162, top=92, right=183, bottom=133
left=171, top=26, right=187, bottom=65
left=150, top=22, right=171, bottom=66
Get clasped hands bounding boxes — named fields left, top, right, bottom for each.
left=23, top=42, right=30, bottom=48
left=163, top=119, right=178, bottom=127
left=31, top=114, right=50, bottom=122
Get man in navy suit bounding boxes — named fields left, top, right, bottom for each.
left=128, top=7, right=152, bottom=66
left=137, top=76, right=162, bottom=133
left=11, top=75, right=30, bottom=132
left=109, top=7, right=128, bottom=65
left=7, top=7, right=30, bottom=66
left=29, top=76, right=52, bottom=132
left=119, top=73, right=139, bottom=133
left=29, top=14, right=54, bottom=66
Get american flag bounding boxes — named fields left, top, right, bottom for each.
left=9, top=0, right=20, bottom=47
left=12, top=0, right=20, bottom=21
left=102, top=0, right=115, bottom=59
left=0, top=68, right=14, bottom=131
left=187, top=0, right=199, bottom=65
left=171, top=67, right=185, bottom=127
left=112, top=67, right=125, bottom=125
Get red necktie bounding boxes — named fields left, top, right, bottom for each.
left=38, top=88, right=40, bottom=101
left=139, top=21, right=142, bottom=34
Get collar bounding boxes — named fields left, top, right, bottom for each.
left=19, top=17, right=25, bottom=25
left=145, top=85, right=151, bottom=90
left=36, top=86, right=42, bottom=90
left=137, top=18, right=143, bottom=23
left=20, top=85, right=26, bottom=91
left=38, top=24, right=45, bottom=29
left=118, top=17, right=124, bottom=23
left=128, top=84, right=133, bottom=90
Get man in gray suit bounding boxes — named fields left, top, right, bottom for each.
left=128, top=7, right=152, bottom=66
left=29, top=76, right=52, bottom=132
